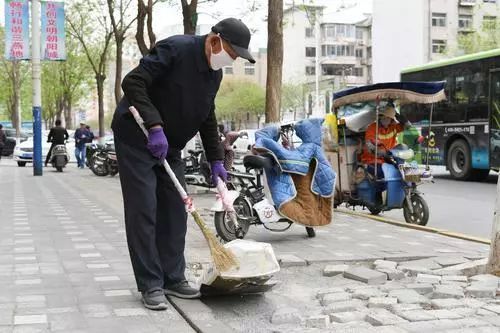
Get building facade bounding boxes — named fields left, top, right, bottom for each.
left=373, top=0, right=500, bottom=82
left=282, top=1, right=373, bottom=117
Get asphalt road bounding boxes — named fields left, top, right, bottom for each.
left=365, top=166, right=498, bottom=239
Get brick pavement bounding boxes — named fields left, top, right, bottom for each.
left=0, top=162, right=195, bottom=332
left=0, top=160, right=496, bottom=332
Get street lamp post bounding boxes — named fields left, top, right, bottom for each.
left=314, top=13, right=321, bottom=117
left=32, top=0, right=42, bottom=176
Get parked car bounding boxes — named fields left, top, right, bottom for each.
left=232, top=129, right=257, bottom=160
left=13, top=135, right=76, bottom=167
left=2, top=128, right=29, bottom=156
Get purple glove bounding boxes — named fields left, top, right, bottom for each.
left=147, top=127, right=168, bottom=161
left=210, top=160, right=228, bottom=185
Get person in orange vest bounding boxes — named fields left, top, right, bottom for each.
left=360, top=105, right=411, bottom=178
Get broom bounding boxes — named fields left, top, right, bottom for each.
left=129, top=106, right=238, bottom=272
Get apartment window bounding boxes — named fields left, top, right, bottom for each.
left=459, top=14, right=473, bottom=29
left=322, top=24, right=356, bottom=39
left=355, top=48, right=363, bottom=58
left=305, top=47, right=316, bottom=57
left=305, top=27, right=314, bottom=38
left=305, top=66, right=316, bottom=76
left=483, top=15, right=497, bottom=29
left=321, top=44, right=354, bottom=57
left=432, top=39, right=446, bottom=53
left=352, top=68, right=364, bottom=77
left=484, top=0, right=496, bottom=3
left=244, top=62, right=255, bottom=75
left=432, top=13, right=446, bottom=27
left=224, top=66, right=233, bottom=75
left=321, top=64, right=353, bottom=76
left=356, top=27, right=363, bottom=40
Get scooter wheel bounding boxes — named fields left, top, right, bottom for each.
left=56, top=166, right=63, bottom=172
left=306, top=227, right=316, bottom=238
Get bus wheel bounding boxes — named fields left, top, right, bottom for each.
left=447, top=140, right=473, bottom=181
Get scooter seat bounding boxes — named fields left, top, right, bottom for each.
left=243, top=154, right=274, bottom=170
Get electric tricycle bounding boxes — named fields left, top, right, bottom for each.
left=328, top=81, right=447, bottom=226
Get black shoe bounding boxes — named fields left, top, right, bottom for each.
left=142, top=288, right=168, bottom=310
left=165, top=281, right=201, bottom=299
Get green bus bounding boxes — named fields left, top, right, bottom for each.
left=400, top=49, right=500, bottom=181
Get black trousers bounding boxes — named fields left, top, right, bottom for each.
left=115, top=139, right=187, bottom=292
left=45, top=143, right=56, bottom=165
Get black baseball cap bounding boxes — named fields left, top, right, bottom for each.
left=212, top=18, right=255, bottom=64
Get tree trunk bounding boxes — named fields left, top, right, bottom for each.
left=265, top=0, right=283, bottom=124
left=114, top=36, right=124, bottom=106
left=487, top=175, right=500, bottom=276
left=136, top=0, right=156, bottom=56
left=96, top=74, right=106, bottom=138
left=136, top=0, right=149, bottom=56
left=146, top=0, right=156, bottom=46
left=63, top=96, right=73, bottom=129
left=181, top=0, right=198, bottom=35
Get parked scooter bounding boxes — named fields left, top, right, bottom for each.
left=184, top=132, right=239, bottom=188
left=212, top=123, right=325, bottom=241
left=50, top=144, right=69, bottom=172
left=90, top=141, right=118, bottom=176
left=184, top=149, right=212, bottom=187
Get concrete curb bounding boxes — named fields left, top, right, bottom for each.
left=336, top=208, right=491, bottom=245
left=167, top=296, right=234, bottom=333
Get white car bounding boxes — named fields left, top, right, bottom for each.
left=232, top=129, right=257, bottom=160
left=14, top=135, right=76, bottom=167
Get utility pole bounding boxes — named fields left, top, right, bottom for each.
left=487, top=176, right=500, bottom=276
left=32, top=0, right=42, bottom=176
left=314, top=9, right=321, bottom=117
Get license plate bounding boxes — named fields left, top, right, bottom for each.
left=22, top=154, right=31, bottom=158
left=185, top=161, right=193, bottom=167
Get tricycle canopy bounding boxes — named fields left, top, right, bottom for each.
left=332, top=81, right=446, bottom=109
left=332, top=81, right=446, bottom=133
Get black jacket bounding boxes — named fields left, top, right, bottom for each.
left=47, top=126, right=69, bottom=145
left=111, top=34, right=224, bottom=161
left=0, top=130, right=5, bottom=148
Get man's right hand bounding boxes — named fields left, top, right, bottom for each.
left=147, top=127, right=168, bottom=161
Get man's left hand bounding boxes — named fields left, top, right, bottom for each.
left=210, top=160, right=227, bottom=185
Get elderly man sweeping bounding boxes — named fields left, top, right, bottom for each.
left=111, top=18, right=255, bottom=310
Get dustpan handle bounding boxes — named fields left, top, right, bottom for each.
left=129, top=106, right=193, bottom=211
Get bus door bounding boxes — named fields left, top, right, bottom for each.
left=489, top=69, right=500, bottom=169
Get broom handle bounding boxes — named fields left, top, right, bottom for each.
left=129, top=106, right=194, bottom=212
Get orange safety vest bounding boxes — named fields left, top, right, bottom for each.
left=361, top=122, right=404, bottom=165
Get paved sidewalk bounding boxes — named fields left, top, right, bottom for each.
left=0, top=160, right=496, bottom=332
left=0, top=162, right=194, bottom=332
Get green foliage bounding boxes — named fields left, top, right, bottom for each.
left=215, top=79, right=265, bottom=123
left=0, top=27, right=32, bottom=123
left=455, top=18, right=500, bottom=55
left=281, top=83, right=304, bottom=113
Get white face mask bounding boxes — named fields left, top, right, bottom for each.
left=210, top=36, right=235, bottom=71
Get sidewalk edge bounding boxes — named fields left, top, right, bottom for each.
left=167, top=296, right=234, bottom=333
left=336, top=208, right=491, bottom=245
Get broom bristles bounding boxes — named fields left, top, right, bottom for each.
left=191, top=211, right=239, bottom=272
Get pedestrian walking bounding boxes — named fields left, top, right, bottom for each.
left=0, top=124, right=6, bottom=160
left=85, top=125, right=95, bottom=144
left=74, top=122, right=89, bottom=168
left=111, top=18, right=255, bottom=310
left=45, top=119, right=69, bottom=167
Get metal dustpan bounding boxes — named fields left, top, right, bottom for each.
left=200, top=239, right=280, bottom=296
